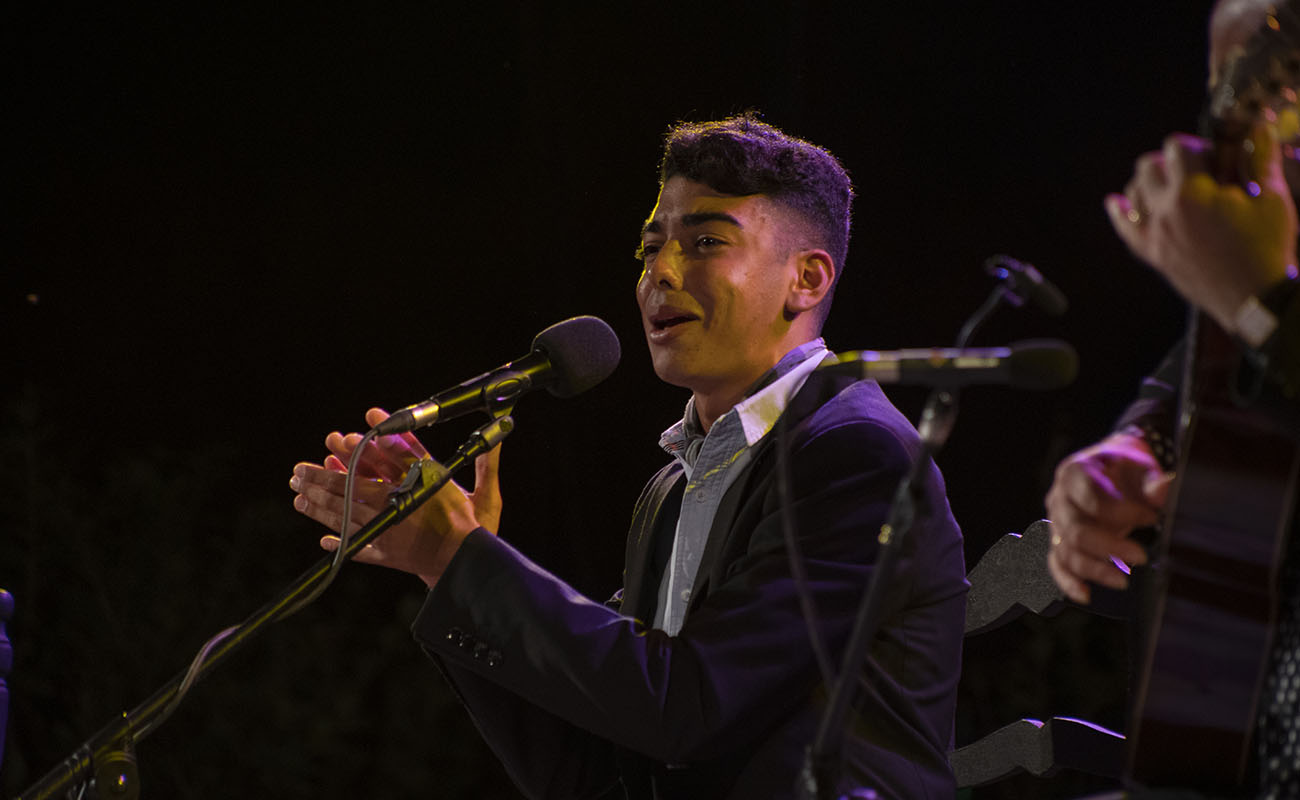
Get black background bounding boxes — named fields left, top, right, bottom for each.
left=4, top=3, right=1213, bottom=797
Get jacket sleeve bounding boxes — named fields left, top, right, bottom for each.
left=428, top=651, right=624, bottom=799
left=1115, top=280, right=1300, bottom=445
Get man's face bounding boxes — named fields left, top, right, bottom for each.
left=635, top=176, right=799, bottom=404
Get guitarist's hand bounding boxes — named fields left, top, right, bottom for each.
left=1045, top=431, right=1173, bottom=604
left=1105, top=120, right=1298, bottom=334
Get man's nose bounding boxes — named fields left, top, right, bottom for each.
left=645, top=240, right=685, bottom=289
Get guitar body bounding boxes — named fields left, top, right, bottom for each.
left=1127, top=315, right=1300, bottom=791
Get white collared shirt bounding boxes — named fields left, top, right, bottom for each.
left=653, top=339, right=832, bottom=635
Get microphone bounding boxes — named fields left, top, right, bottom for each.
left=373, top=316, right=621, bottom=435
left=822, top=339, right=1078, bottom=390
left=985, top=255, right=1068, bottom=316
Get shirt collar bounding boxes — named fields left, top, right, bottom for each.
left=659, top=338, right=831, bottom=462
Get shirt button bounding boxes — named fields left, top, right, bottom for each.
left=694, top=491, right=707, bottom=503
left=680, top=589, right=691, bottom=603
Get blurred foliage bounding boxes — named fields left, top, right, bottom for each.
left=0, top=383, right=516, bottom=798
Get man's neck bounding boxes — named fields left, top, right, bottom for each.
left=693, top=389, right=748, bottom=434
left=691, top=337, right=826, bottom=432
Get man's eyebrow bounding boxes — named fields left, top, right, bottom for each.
left=640, top=212, right=743, bottom=238
left=683, top=211, right=742, bottom=229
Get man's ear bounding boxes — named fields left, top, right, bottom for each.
left=786, top=249, right=835, bottom=315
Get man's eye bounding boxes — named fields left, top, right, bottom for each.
left=636, top=243, right=661, bottom=261
left=695, top=236, right=721, bottom=249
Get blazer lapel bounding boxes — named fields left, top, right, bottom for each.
left=621, top=462, right=685, bottom=623
left=685, top=369, right=861, bottom=615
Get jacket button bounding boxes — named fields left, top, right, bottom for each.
left=485, top=650, right=503, bottom=667
left=446, top=627, right=464, bottom=645
left=473, top=641, right=491, bottom=660
left=458, top=634, right=476, bottom=650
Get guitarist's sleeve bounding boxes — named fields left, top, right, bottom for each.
left=1113, top=340, right=1185, bottom=471
left=1112, top=277, right=1300, bottom=456
left=1237, top=277, right=1300, bottom=433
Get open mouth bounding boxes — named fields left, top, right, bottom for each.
left=652, top=314, right=697, bottom=331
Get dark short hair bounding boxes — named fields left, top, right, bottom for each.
left=659, top=112, right=854, bottom=278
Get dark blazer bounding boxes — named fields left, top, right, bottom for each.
left=412, top=371, right=968, bottom=799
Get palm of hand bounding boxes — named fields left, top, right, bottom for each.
left=314, top=408, right=503, bottom=585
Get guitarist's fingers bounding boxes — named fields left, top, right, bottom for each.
left=1051, top=459, right=1161, bottom=532
left=1048, top=546, right=1093, bottom=605
left=1094, top=459, right=1166, bottom=529
left=1047, top=477, right=1149, bottom=567
left=1248, top=118, right=1288, bottom=192
left=1143, top=471, right=1175, bottom=510
left=1135, top=148, right=1169, bottom=197
left=1050, top=500, right=1150, bottom=567
left=1161, top=133, right=1209, bottom=188
left=1106, top=194, right=1142, bottom=258
left=1050, top=533, right=1133, bottom=595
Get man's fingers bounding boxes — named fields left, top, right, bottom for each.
left=1056, top=461, right=1160, bottom=531
left=290, top=464, right=391, bottom=531
left=475, top=444, right=501, bottom=495
left=295, top=474, right=368, bottom=515
left=1106, top=193, right=1144, bottom=249
left=1055, top=542, right=1131, bottom=590
left=1046, top=478, right=1149, bottom=569
left=1143, top=471, right=1175, bottom=509
left=1044, top=434, right=1169, bottom=604
left=1162, top=133, right=1209, bottom=187
left=320, top=536, right=388, bottom=567
left=1049, top=537, right=1131, bottom=607
left=361, top=408, right=428, bottom=464
left=1051, top=503, right=1150, bottom=567
left=324, top=425, right=420, bottom=482
left=295, top=490, right=371, bottom=535
left=371, top=435, right=425, bottom=477
left=1047, top=549, right=1092, bottom=605
left=324, top=432, right=381, bottom=478
left=1249, top=118, right=1287, bottom=188
left=469, top=444, right=503, bottom=534
left=292, top=463, right=350, bottom=495
left=325, top=431, right=352, bottom=460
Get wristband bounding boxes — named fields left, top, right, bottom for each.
left=1234, top=294, right=1279, bottom=349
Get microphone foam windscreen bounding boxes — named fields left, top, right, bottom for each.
left=532, top=316, right=622, bottom=397
left=1008, top=339, right=1078, bottom=390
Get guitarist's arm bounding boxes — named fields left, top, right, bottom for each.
left=1112, top=340, right=1183, bottom=472
left=1050, top=116, right=1300, bottom=606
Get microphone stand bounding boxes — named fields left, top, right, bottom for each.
left=16, top=416, right=514, bottom=800
left=799, top=279, right=1027, bottom=800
